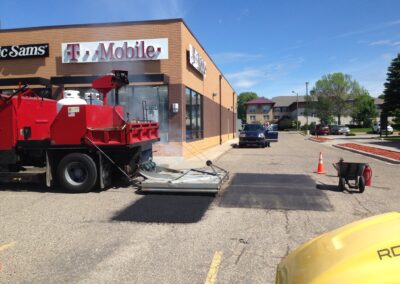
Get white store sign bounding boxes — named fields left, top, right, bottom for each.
left=189, top=44, right=206, bottom=76
left=62, top=38, right=168, bottom=63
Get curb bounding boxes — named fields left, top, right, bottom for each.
left=308, top=137, right=332, bottom=143
left=332, top=144, right=400, bottom=165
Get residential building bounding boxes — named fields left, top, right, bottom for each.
left=245, top=97, right=275, bottom=124
left=245, top=95, right=385, bottom=126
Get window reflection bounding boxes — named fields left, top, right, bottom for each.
left=186, top=87, right=203, bottom=141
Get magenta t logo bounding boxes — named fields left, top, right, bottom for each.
left=66, top=44, right=80, bottom=61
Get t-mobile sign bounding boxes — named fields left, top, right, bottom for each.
left=62, top=38, right=168, bottom=63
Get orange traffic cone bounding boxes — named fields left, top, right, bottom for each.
left=316, top=152, right=325, bottom=174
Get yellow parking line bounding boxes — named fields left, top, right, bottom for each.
left=204, top=251, right=223, bottom=284
left=0, top=241, right=16, bottom=252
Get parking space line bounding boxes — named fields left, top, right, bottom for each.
left=0, top=241, right=16, bottom=252
left=204, top=251, right=223, bottom=284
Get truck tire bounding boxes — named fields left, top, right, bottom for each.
left=358, top=176, right=365, bottom=193
left=57, top=153, right=97, bottom=193
left=338, top=177, right=346, bottom=191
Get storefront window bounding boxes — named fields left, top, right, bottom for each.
left=186, top=87, right=203, bottom=141
left=117, top=85, right=169, bottom=142
left=75, top=85, right=169, bottom=143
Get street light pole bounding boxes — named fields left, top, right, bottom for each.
left=305, top=82, right=309, bottom=126
left=292, top=91, right=299, bottom=131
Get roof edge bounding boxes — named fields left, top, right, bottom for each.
left=0, top=18, right=184, bottom=33
left=0, top=18, right=236, bottom=93
left=179, top=20, right=236, bottom=94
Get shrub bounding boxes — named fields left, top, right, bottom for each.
left=278, top=117, right=293, bottom=130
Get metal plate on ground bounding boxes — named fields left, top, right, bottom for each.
left=219, top=173, right=333, bottom=211
left=139, top=164, right=229, bottom=193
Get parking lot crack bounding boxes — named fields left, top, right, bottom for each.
left=352, top=196, right=373, bottom=215
left=235, top=246, right=246, bottom=265
left=283, top=210, right=289, bottom=235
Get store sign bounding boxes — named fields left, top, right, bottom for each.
left=0, top=43, right=49, bottom=60
left=188, top=44, right=206, bottom=76
left=62, top=38, right=168, bottom=63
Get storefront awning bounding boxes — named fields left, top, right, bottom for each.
left=50, top=74, right=169, bottom=85
left=0, top=77, right=50, bottom=87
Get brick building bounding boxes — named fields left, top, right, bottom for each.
left=0, top=19, right=236, bottom=158
left=246, top=95, right=385, bottom=126
left=245, top=97, right=275, bottom=124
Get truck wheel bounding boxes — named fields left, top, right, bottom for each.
left=338, top=177, right=346, bottom=191
left=358, top=176, right=365, bottom=193
left=57, top=153, right=97, bottom=193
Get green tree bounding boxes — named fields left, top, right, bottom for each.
left=383, top=53, right=400, bottom=121
left=352, top=92, right=378, bottom=127
left=312, top=73, right=364, bottom=124
left=237, top=92, right=258, bottom=121
left=309, top=94, right=335, bottom=125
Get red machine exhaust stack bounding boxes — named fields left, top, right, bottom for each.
left=92, top=70, right=129, bottom=105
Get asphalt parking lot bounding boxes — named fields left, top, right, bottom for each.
left=0, top=133, right=399, bottom=283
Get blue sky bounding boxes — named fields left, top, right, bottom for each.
left=1, top=0, right=399, bottom=97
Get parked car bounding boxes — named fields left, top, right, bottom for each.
left=264, top=124, right=279, bottom=146
left=311, top=124, right=330, bottom=135
left=372, top=123, right=394, bottom=134
left=330, top=125, right=351, bottom=135
left=239, top=124, right=267, bottom=147
left=266, top=123, right=278, bottom=132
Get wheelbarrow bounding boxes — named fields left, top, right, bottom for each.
left=333, top=160, right=369, bottom=193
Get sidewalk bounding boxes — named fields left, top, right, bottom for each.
left=306, top=134, right=400, bottom=164
left=153, top=138, right=238, bottom=169
left=333, top=143, right=400, bottom=164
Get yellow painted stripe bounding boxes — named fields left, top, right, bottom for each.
left=0, top=241, right=16, bottom=252
left=205, top=251, right=223, bottom=284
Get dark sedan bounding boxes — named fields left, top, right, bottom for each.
left=239, top=124, right=266, bottom=148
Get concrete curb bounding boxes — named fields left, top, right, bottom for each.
left=308, top=137, right=332, bottom=143
left=332, top=144, right=400, bottom=164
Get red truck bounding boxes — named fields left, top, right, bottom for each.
left=0, top=71, right=159, bottom=193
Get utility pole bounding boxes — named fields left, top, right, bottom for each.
left=305, top=82, right=309, bottom=126
left=292, top=91, right=299, bottom=131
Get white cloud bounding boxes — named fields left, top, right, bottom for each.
left=328, top=52, right=397, bottom=96
left=335, top=19, right=400, bottom=38
left=236, top=8, right=250, bottom=21
left=235, top=79, right=259, bottom=88
left=226, top=57, right=304, bottom=90
left=212, top=52, right=264, bottom=64
left=98, top=0, right=185, bottom=20
left=385, top=19, right=400, bottom=26
left=368, top=39, right=400, bottom=46
left=241, top=8, right=250, bottom=17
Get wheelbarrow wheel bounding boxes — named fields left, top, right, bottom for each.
left=358, top=176, right=365, bottom=193
left=338, top=177, right=346, bottom=191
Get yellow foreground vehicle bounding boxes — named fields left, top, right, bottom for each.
left=276, top=212, right=400, bottom=284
